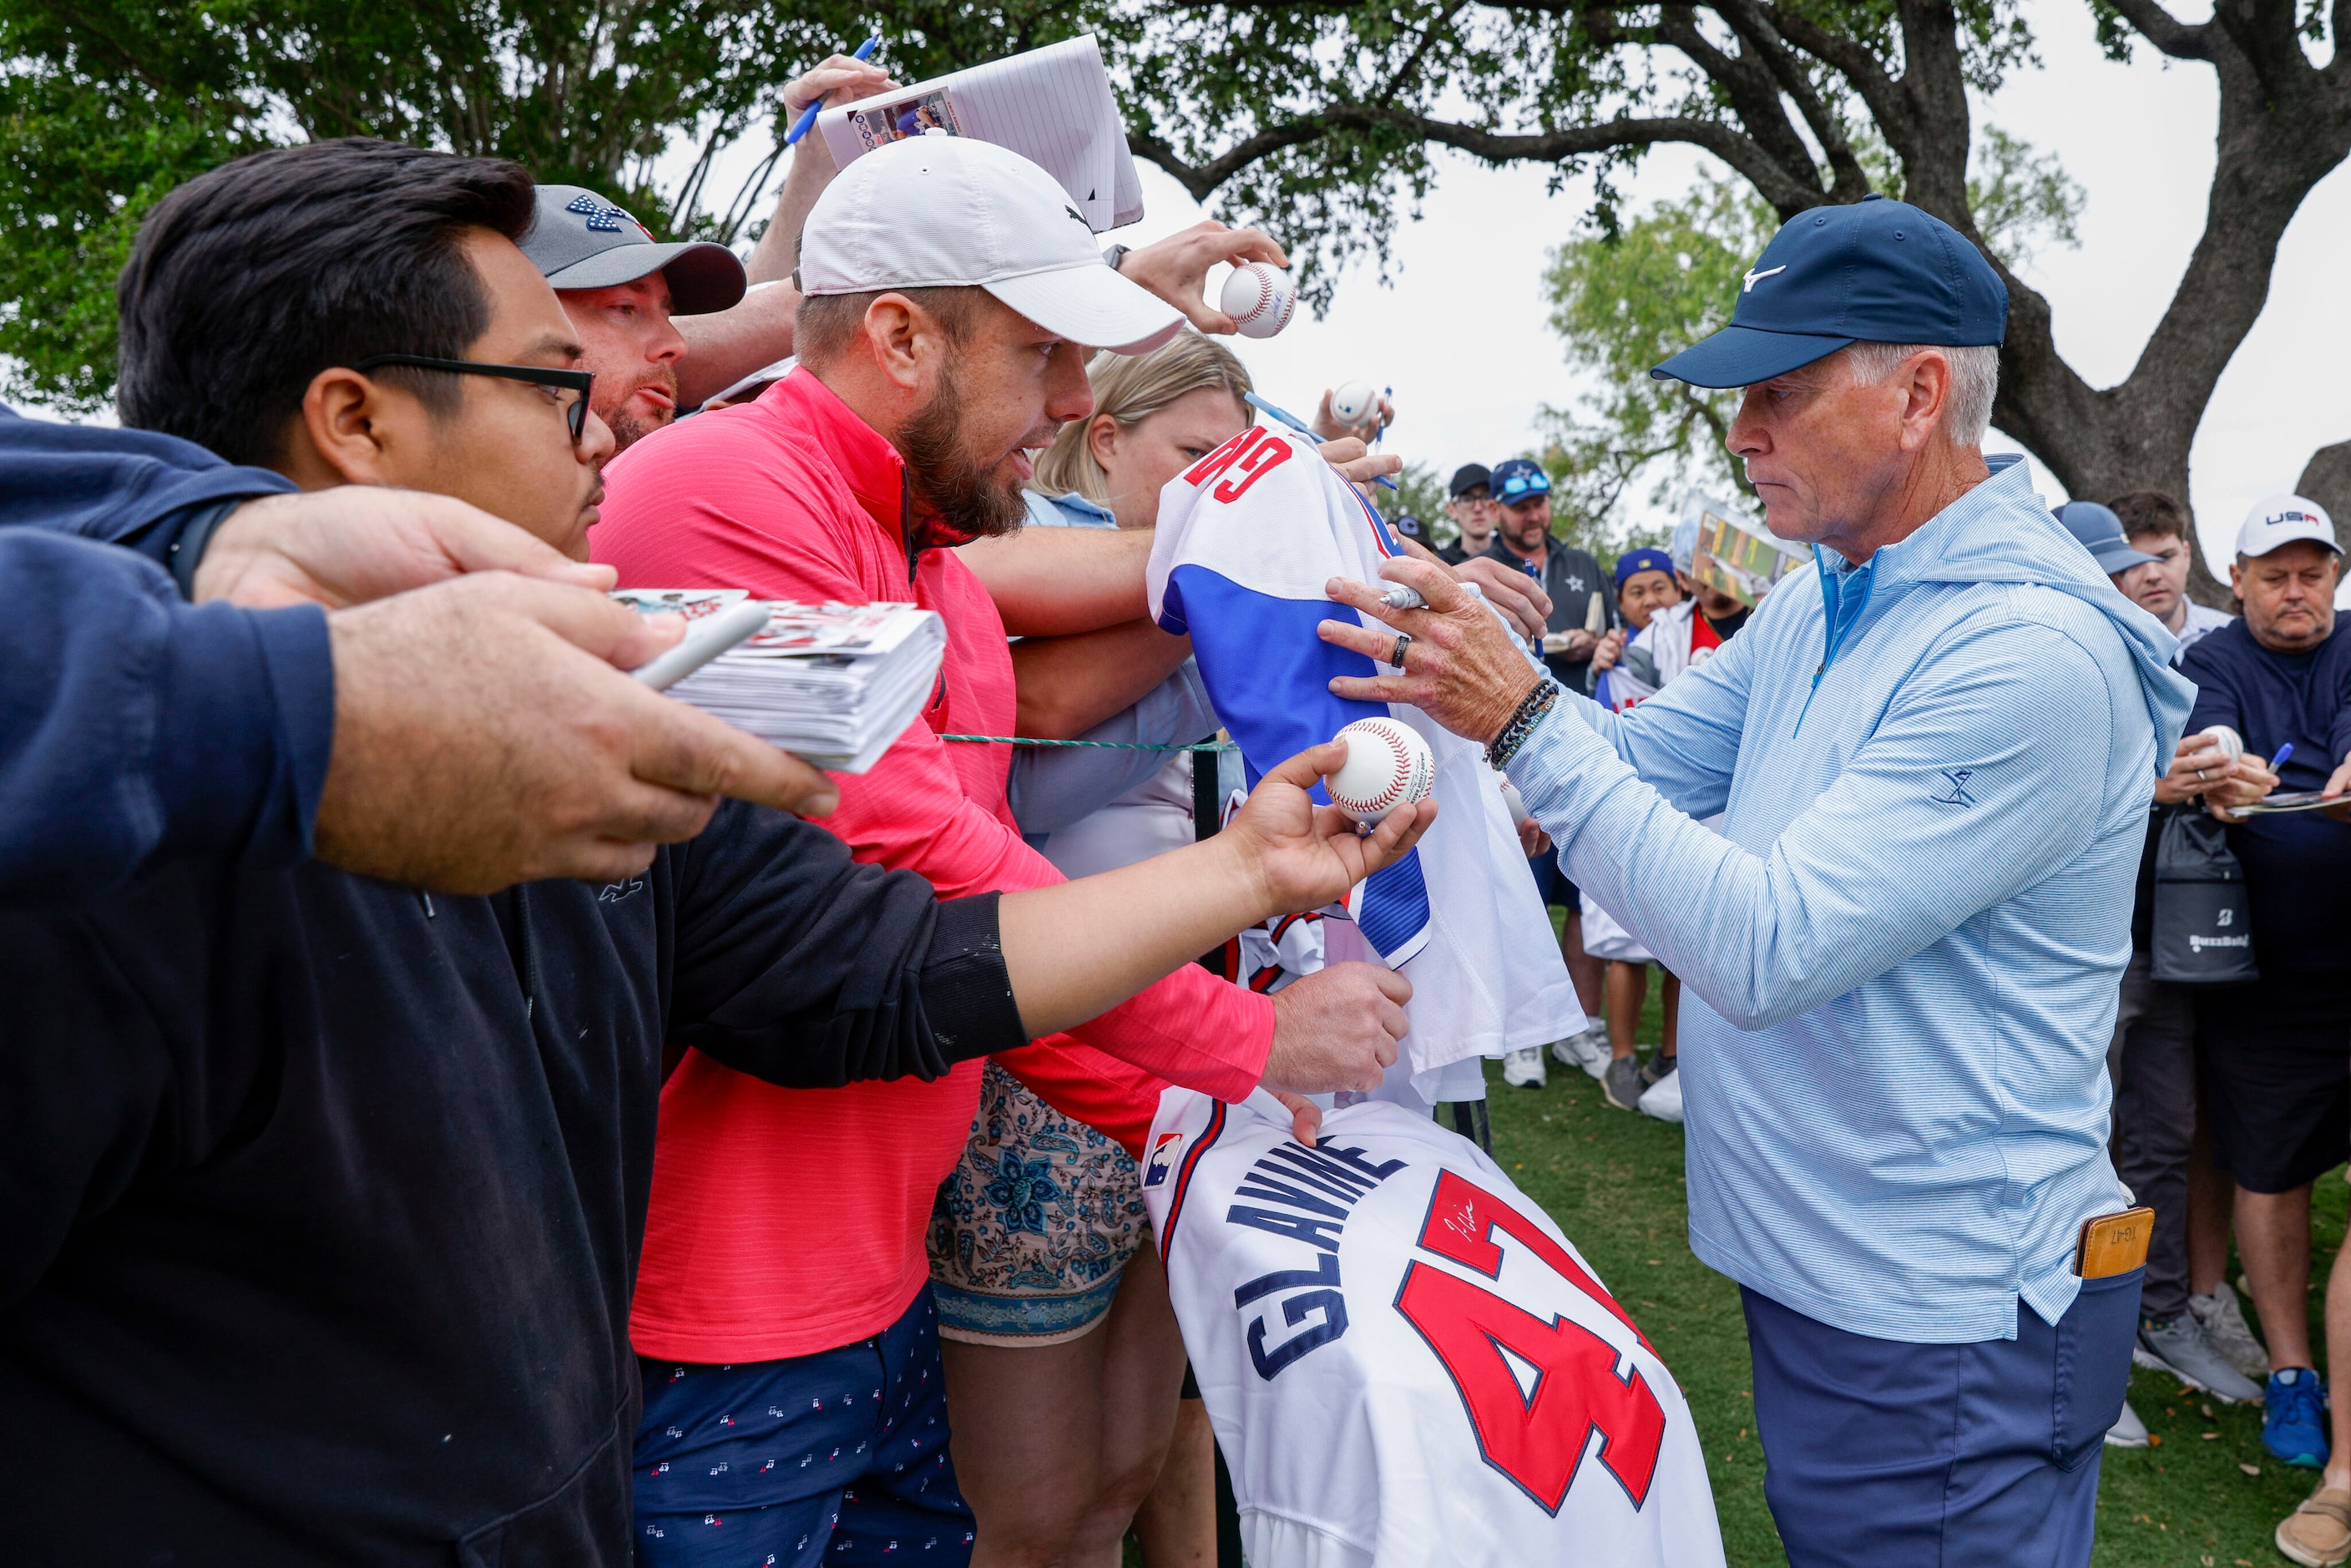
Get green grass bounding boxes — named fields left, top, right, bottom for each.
left=1485, top=977, right=2348, bottom=1568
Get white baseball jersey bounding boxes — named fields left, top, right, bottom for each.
left=1142, top=1090, right=1726, bottom=1567
left=1146, top=427, right=1584, bottom=1087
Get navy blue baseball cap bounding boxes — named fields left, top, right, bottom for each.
left=1614, top=547, right=1677, bottom=591
left=1491, top=458, right=1550, bottom=505
left=2055, top=501, right=2161, bottom=575
left=1651, top=195, right=2007, bottom=389
left=1390, top=513, right=1428, bottom=543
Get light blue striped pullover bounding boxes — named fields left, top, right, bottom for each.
left=1505, top=457, right=2194, bottom=1341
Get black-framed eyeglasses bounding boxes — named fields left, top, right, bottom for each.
left=352, top=355, right=596, bottom=447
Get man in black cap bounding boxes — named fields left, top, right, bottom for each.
left=1314, top=193, right=2197, bottom=1567
left=1439, top=462, right=1493, bottom=564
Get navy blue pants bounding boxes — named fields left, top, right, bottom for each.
left=1742, top=1267, right=2141, bottom=1568
left=634, top=1288, right=974, bottom=1566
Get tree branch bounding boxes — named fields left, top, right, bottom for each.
left=1134, top=105, right=1823, bottom=215
left=2100, top=0, right=2216, bottom=60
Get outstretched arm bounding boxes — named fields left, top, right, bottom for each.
left=673, top=743, right=1431, bottom=1090
left=1000, top=741, right=1427, bottom=1044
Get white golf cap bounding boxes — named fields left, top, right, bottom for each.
left=797, top=134, right=1183, bottom=357
left=2235, top=493, right=2342, bottom=558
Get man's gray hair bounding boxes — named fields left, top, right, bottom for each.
left=1843, top=341, right=2000, bottom=446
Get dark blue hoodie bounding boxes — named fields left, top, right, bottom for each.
left=0, top=406, right=320, bottom=905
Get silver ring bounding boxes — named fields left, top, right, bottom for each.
left=2197, top=767, right=2208, bottom=781
left=1391, top=632, right=1413, bottom=668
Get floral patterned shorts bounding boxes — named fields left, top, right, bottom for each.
left=927, top=1061, right=1148, bottom=1346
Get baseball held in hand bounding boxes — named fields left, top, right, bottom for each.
left=2202, top=724, right=2245, bottom=762
left=1329, top=381, right=1380, bottom=428
left=1221, top=262, right=1297, bottom=340
left=1328, top=717, right=1435, bottom=825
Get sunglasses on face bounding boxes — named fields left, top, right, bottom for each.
left=353, top=354, right=597, bottom=448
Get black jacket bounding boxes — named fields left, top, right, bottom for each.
left=1483, top=536, right=1610, bottom=686
left=0, top=801, right=1020, bottom=1565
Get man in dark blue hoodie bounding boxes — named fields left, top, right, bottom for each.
left=0, top=137, right=1426, bottom=1566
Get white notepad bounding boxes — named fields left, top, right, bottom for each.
left=816, top=35, right=1144, bottom=230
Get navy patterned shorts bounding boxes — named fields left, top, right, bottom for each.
left=633, top=1288, right=973, bottom=1566
left=927, top=1061, right=1147, bottom=1345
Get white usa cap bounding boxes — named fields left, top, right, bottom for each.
left=798, top=135, right=1183, bottom=357
left=2235, top=493, right=2342, bottom=559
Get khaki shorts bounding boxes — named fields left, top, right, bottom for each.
left=927, top=1061, right=1147, bottom=1346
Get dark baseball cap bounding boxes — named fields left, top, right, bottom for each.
left=1651, top=194, right=2007, bottom=389
left=521, top=185, right=747, bottom=316
left=1389, top=513, right=1428, bottom=543
left=1449, top=463, right=1491, bottom=499
left=2054, top=501, right=2161, bottom=575
left=1491, top=458, right=1550, bottom=505
left=1614, top=547, right=1677, bottom=591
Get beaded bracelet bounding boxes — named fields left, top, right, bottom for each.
left=1485, top=679, right=1560, bottom=771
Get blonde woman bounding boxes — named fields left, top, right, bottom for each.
left=928, top=332, right=1252, bottom=1568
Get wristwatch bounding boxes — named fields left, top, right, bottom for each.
left=1102, top=244, right=1130, bottom=273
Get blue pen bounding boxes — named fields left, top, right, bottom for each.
left=2269, top=741, right=2295, bottom=773
left=1242, top=391, right=1399, bottom=490
left=784, top=34, right=881, bottom=147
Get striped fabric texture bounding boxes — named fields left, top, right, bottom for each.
left=1507, top=458, right=2195, bottom=1343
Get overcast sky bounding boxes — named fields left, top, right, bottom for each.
left=1071, top=0, right=2351, bottom=575
left=26, top=0, right=2336, bottom=581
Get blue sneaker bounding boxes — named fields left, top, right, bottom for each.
left=2265, top=1368, right=2331, bottom=1469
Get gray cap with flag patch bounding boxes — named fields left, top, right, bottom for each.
left=520, top=185, right=746, bottom=316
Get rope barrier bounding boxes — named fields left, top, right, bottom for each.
left=934, top=734, right=1237, bottom=751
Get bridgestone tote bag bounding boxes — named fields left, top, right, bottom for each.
left=2151, top=808, right=2257, bottom=985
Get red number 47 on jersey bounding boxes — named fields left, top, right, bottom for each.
left=1393, top=1169, right=1669, bottom=1514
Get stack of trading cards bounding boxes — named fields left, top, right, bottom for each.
left=614, top=591, right=945, bottom=772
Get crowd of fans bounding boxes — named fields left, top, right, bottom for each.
left=5, top=51, right=2351, bottom=1568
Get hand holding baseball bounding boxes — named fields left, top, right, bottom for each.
left=1118, top=221, right=1288, bottom=335
left=2206, top=752, right=2281, bottom=823
left=1319, top=557, right=1545, bottom=746
left=2153, top=734, right=2229, bottom=805
left=1314, top=384, right=1393, bottom=442
left=1216, top=738, right=1435, bottom=920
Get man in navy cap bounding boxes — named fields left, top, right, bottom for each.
left=1317, top=194, right=2194, bottom=1566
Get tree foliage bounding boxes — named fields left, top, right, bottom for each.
left=0, top=0, right=1110, bottom=408
left=1536, top=129, right=2084, bottom=528
left=1118, top=0, right=2351, bottom=598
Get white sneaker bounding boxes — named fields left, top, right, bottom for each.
left=1549, top=1025, right=1610, bottom=1079
left=2192, top=1282, right=2273, bottom=1383
left=1502, top=1046, right=1548, bottom=1089
left=1637, top=1067, right=1683, bottom=1124
left=2105, top=1399, right=2150, bottom=1448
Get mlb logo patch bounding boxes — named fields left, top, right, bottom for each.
left=1142, top=1131, right=1186, bottom=1188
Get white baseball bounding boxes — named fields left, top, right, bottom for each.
left=1220, top=262, right=1297, bottom=340
left=1329, top=380, right=1379, bottom=427
left=1328, top=717, right=1435, bottom=825
left=2202, top=724, right=2245, bottom=762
